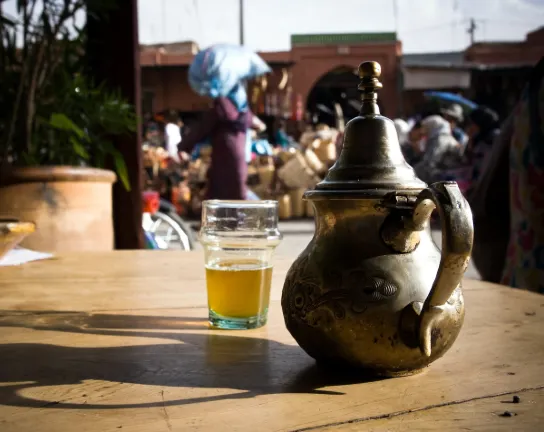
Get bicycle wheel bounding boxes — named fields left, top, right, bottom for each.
left=147, top=211, right=194, bottom=251
left=162, top=210, right=196, bottom=249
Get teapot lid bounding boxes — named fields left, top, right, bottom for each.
left=306, top=61, right=426, bottom=199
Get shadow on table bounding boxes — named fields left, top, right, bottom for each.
left=0, top=310, right=386, bottom=410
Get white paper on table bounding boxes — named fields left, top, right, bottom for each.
left=0, top=247, right=54, bottom=266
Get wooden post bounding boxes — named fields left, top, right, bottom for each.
left=86, top=0, right=143, bottom=249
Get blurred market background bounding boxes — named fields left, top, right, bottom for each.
left=1, top=0, right=543, bottom=286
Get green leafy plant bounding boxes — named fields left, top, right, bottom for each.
left=44, top=74, right=136, bottom=189
left=0, top=0, right=136, bottom=190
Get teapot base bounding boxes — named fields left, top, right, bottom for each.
left=314, top=357, right=428, bottom=378
left=375, top=367, right=427, bottom=378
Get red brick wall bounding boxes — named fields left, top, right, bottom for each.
left=142, top=42, right=401, bottom=116
left=141, top=67, right=209, bottom=114
left=527, top=27, right=544, bottom=45
left=141, top=65, right=290, bottom=114
left=291, top=42, right=401, bottom=116
left=465, top=43, right=543, bottom=66
left=464, top=28, right=544, bottom=66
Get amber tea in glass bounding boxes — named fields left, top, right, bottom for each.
left=201, top=200, right=282, bottom=329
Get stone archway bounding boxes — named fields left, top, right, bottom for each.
left=305, top=65, right=359, bottom=126
left=292, top=60, right=358, bottom=119
left=290, top=44, right=400, bottom=119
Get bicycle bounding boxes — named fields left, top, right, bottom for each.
left=142, top=191, right=195, bottom=251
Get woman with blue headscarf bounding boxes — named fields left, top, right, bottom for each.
left=178, top=45, right=270, bottom=200
left=178, top=86, right=255, bottom=200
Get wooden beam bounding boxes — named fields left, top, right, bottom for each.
left=86, top=0, right=143, bottom=249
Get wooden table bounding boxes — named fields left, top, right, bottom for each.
left=0, top=251, right=543, bottom=431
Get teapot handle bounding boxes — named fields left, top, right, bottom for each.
left=412, top=182, right=473, bottom=357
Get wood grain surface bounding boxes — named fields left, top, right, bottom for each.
left=0, top=251, right=543, bottom=432
left=320, top=389, right=544, bottom=431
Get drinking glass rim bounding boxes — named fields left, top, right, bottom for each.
left=203, top=200, right=278, bottom=209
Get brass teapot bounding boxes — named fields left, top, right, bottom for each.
left=282, top=61, right=474, bottom=377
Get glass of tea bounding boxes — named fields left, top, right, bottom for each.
left=200, top=200, right=282, bottom=330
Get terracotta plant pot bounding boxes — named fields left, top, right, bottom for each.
left=0, top=166, right=116, bottom=252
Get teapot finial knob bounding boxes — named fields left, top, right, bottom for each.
left=358, top=61, right=382, bottom=115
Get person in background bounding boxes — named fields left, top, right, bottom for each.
left=164, top=110, right=182, bottom=163
left=470, top=56, right=544, bottom=293
left=413, top=115, right=462, bottom=183
left=274, top=119, right=290, bottom=148
left=335, top=129, right=344, bottom=158
left=252, top=115, right=266, bottom=134
left=245, top=116, right=267, bottom=164
left=143, top=121, right=162, bottom=148
left=464, top=106, right=500, bottom=185
left=440, top=103, right=468, bottom=147
left=393, top=118, right=410, bottom=146
left=177, top=118, right=185, bottom=137
left=142, top=112, right=153, bottom=139
left=178, top=97, right=254, bottom=200
left=468, top=113, right=514, bottom=285
left=402, top=120, right=425, bottom=166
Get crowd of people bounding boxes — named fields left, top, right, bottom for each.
left=141, top=56, right=543, bottom=294
left=142, top=105, right=293, bottom=203
left=392, top=57, right=544, bottom=294
left=393, top=103, right=500, bottom=196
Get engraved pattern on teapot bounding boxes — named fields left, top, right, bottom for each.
left=284, top=254, right=401, bottom=329
left=283, top=253, right=464, bottom=330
